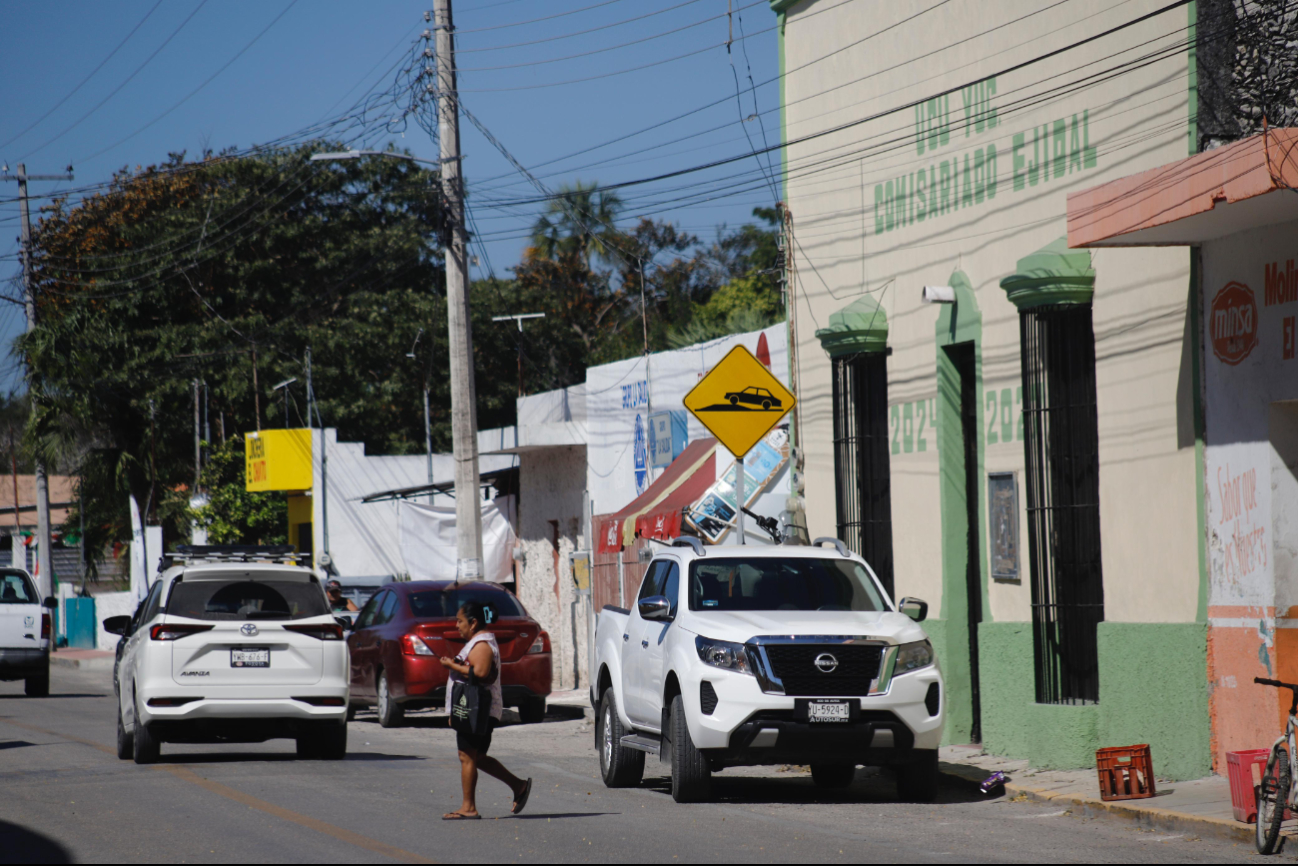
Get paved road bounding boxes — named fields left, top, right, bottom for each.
left=0, top=666, right=1264, bottom=863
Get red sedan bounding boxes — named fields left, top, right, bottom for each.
left=345, top=580, right=552, bottom=727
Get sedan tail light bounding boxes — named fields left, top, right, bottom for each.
left=150, top=623, right=214, bottom=641
left=402, top=634, right=435, bottom=656
left=527, top=632, right=550, bottom=654
left=40, top=613, right=50, bottom=640
left=283, top=623, right=344, bottom=641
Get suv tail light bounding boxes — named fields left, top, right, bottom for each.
left=150, top=623, right=214, bottom=641
left=40, top=613, right=50, bottom=640
left=527, top=632, right=550, bottom=654
left=283, top=623, right=344, bottom=641
left=402, top=634, right=435, bottom=656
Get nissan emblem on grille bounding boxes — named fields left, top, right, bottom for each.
left=814, top=653, right=839, bottom=673
left=240, top=623, right=259, bottom=637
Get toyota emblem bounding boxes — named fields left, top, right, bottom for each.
left=240, top=623, right=259, bottom=637
left=814, top=652, right=839, bottom=673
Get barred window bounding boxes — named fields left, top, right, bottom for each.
left=1020, top=305, right=1104, bottom=705
left=831, top=352, right=894, bottom=595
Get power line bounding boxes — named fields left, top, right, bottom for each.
left=455, top=0, right=635, bottom=35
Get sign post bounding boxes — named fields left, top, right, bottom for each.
left=683, top=345, right=795, bottom=544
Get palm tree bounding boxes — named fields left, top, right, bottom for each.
left=530, top=181, right=624, bottom=265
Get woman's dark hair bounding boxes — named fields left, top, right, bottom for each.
left=458, top=600, right=489, bottom=630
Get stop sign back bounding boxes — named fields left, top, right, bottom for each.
left=1210, top=281, right=1258, bottom=365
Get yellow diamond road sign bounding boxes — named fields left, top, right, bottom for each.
left=683, top=344, right=795, bottom=457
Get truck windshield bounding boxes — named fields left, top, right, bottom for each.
left=688, top=558, right=887, bottom=612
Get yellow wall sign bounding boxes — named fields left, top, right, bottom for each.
left=683, top=344, right=795, bottom=457
left=245, top=429, right=314, bottom=492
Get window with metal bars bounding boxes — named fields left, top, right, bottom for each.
left=1019, top=305, right=1104, bottom=705
left=831, top=352, right=894, bottom=595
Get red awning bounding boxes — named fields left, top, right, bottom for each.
left=596, top=439, right=717, bottom=553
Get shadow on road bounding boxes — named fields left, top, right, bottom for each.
left=512, top=812, right=617, bottom=820
left=0, top=819, right=73, bottom=864
left=637, top=769, right=993, bottom=806
left=0, top=694, right=108, bottom=700
left=0, top=740, right=39, bottom=751
left=158, top=750, right=425, bottom=765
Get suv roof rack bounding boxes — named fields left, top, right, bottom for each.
left=812, top=537, right=850, bottom=558
left=166, top=545, right=306, bottom=567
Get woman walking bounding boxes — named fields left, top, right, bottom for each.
left=439, top=601, right=533, bottom=820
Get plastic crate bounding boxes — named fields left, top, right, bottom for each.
left=1096, top=744, right=1156, bottom=801
left=1227, top=748, right=1290, bottom=823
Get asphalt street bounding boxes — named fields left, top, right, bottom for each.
left=0, top=666, right=1269, bottom=864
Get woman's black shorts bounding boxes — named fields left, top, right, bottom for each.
left=456, top=719, right=497, bottom=755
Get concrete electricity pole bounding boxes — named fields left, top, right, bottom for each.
left=2, top=163, right=72, bottom=600
left=434, top=0, right=484, bottom=578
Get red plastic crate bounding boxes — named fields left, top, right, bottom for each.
left=1227, top=748, right=1290, bottom=823
left=1096, top=744, right=1156, bottom=801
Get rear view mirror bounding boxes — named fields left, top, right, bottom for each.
left=42, top=597, right=57, bottom=610
left=898, top=597, right=928, bottom=622
left=103, top=615, right=131, bottom=636
left=638, top=595, right=672, bottom=622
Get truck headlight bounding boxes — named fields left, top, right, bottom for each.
left=695, top=636, right=752, bottom=675
left=895, top=639, right=934, bottom=674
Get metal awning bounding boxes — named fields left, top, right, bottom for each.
left=359, top=466, right=519, bottom=503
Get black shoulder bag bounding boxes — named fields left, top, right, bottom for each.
left=450, top=665, right=494, bottom=737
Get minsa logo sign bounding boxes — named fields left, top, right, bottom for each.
left=1211, top=281, right=1258, bottom=365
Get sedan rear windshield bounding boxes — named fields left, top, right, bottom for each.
left=408, top=588, right=524, bottom=622
left=688, top=558, right=887, bottom=612
left=167, top=578, right=330, bottom=621
left=0, top=571, right=36, bottom=604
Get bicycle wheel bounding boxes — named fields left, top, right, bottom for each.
left=1257, top=746, right=1290, bottom=855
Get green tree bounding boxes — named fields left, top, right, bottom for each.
left=529, top=181, right=625, bottom=265
left=180, top=438, right=286, bottom=544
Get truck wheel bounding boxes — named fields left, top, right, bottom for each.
left=376, top=671, right=404, bottom=728
left=811, top=764, right=856, bottom=789
left=895, top=749, right=939, bottom=802
left=24, top=670, right=49, bottom=697
left=519, top=696, right=546, bottom=725
left=132, top=696, right=161, bottom=765
left=669, top=694, right=711, bottom=803
left=598, top=687, right=644, bottom=788
left=115, top=702, right=133, bottom=760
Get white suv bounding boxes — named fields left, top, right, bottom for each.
left=104, top=547, right=349, bottom=764
left=591, top=538, right=944, bottom=802
left=0, top=568, right=54, bottom=696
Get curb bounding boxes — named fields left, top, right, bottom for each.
left=50, top=654, right=114, bottom=672
left=938, top=764, right=1253, bottom=844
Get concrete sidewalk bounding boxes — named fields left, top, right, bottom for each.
left=547, top=687, right=594, bottom=719
left=50, top=648, right=115, bottom=671
left=938, top=745, right=1255, bottom=844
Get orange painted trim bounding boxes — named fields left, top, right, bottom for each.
left=1066, top=128, right=1298, bottom=247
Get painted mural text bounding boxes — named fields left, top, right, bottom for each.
left=879, top=78, right=1098, bottom=236
left=1265, top=260, right=1298, bottom=306
left=888, top=386, right=1022, bottom=454
left=621, top=380, right=649, bottom=409
left=1217, top=465, right=1268, bottom=582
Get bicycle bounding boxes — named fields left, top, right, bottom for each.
left=1254, top=677, right=1298, bottom=854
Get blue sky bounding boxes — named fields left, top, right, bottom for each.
left=0, top=0, right=782, bottom=393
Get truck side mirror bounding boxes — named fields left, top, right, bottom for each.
left=103, top=615, right=131, bottom=636
left=42, top=597, right=58, bottom=609
left=638, top=596, right=672, bottom=622
left=898, top=597, right=928, bottom=622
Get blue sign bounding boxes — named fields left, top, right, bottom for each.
left=649, top=410, right=688, bottom=468
left=633, top=414, right=648, bottom=494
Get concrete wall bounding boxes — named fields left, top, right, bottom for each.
left=1200, top=218, right=1298, bottom=770
left=779, top=0, right=1206, bottom=773
left=514, top=446, right=590, bottom=692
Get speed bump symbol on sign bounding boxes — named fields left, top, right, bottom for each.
left=684, top=344, right=795, bottom=457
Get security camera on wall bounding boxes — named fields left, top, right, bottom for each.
left=922, top=285, right=956, bottom=304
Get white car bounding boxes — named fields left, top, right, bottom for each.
left=0, top=567, right=54, bottom=696
left=104, top=547, right=349, bottom=764
left=591, top=538, right=944, bottom=803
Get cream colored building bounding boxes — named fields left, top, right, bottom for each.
left=774, top=0, right=1209, bottom=777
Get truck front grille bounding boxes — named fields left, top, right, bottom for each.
left=762, top=644, right=884, bottom=696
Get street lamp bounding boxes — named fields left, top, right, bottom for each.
left=272, top=377, right=297, bottom=429
left=310, top=147, right=483, bottom=576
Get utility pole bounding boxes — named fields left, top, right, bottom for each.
left=193, top=380, right=202, bottom=493
left=435, top=0, right=483, bottom=579
left=491, top=312, right=545, bottom=398
left=3, top=163, right=72, bottom=600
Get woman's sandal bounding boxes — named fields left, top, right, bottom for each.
left=442, top=811, right=482, bottom=821
left=512, top=778, right=533, bottom=815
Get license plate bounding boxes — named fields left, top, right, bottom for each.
left=806, top=699, right=851, bottom=723
left=231, top=647, right=269, bottom=668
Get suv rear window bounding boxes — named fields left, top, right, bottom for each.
left=0, top=571, right=36, bottom=604
left=167, top=577, right=330, bottom=621
left=408, top=588, right=524, bottom=621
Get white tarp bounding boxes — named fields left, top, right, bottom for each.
left=399, top=496, right=517, bottom=583
left=129, top=495, right=147, bottom=603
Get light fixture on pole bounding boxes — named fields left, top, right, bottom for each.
left=921, top=285, right=957, bottom=304
left=492, top=313, right=545, bottom=398
left=272, top=377, right=297, bottom=429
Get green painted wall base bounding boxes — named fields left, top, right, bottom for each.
left=967, top=621, right=1209, bottom=780
left=924, top=619, right=974, bottom=745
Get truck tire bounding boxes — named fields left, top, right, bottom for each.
left=116, top=702, right=133, bottom=760
left=895, top=749, right=939, bottom=802
left=24, top=671, right=49, bottom=697
left=519, top=696, right=546, bottom=725
left=376, top=671, right=404, bottom=728
left=811, top=764, right=856, bottom=789
left=669, top=694, right=711, bottom=803
left=132, top=695, right=161, bottom=765
left=598, top=687, right=644, bottom=788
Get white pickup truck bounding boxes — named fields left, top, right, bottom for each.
left=0, top=567, right=54, bottom=696
left=590, top=538, right=944, bottom=803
